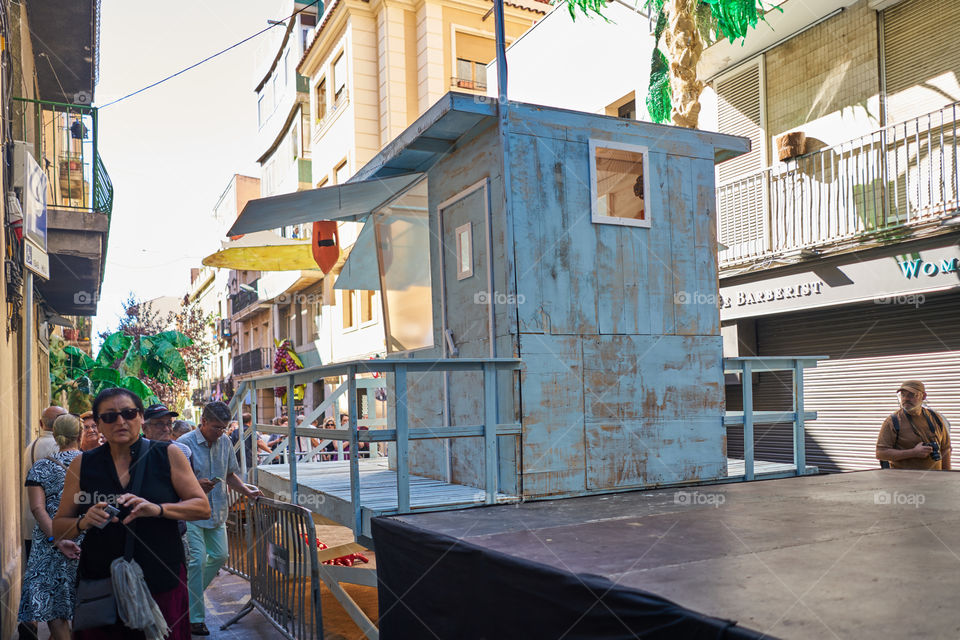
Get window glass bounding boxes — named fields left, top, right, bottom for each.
left=360, top=290, right=375, bottom=323
left=335, top=160, right=350, bottom=185
left=592, top=144, right=649, bottom=226
left=343, top=290, right=355, bottom=329
left=316, top=78, right=327, bottom=120
left=333, top=53, right=346, bottom=98
left=374, top=179, right=433, bottom=352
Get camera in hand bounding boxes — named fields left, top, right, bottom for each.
left=96, top=504, right=121, bottom=529
left=926, top=441, right=941, bottom=462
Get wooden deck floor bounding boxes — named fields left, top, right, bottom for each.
left=255, top=459, right=518, bottom=538
left=254, top=457, right=818, bottom=539
left=725, top=458, right=819, bottom=480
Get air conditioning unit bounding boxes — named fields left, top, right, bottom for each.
left=11, top=141, right=37, bottom=190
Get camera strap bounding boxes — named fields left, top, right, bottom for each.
left=903, top=409, right=938, bottom=444
left=123, top=439, right=151, bottom=562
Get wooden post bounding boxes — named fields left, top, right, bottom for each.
left=250, top=389, right=259, bottom=485
left=794, top=360, right=806, bottom=476
left=287, top=374, right=298, bottom=506
left=348, top=367, right=361, bottom=537
left=742, top=361, right=754, bottom=481
left=395, top=364, right=410, bottom=513
left=483, top=362, right=498, bottom=504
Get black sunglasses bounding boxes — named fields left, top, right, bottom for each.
left=99, top=408, right=141, bottom=424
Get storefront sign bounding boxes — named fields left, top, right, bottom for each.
left=23, top=238, right=49, bottom=280
left=23, top=150, right=47, bottom=251
left=720, top=241, right=960, bottom=321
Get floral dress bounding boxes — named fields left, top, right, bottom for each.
left=17, top=449, right=83, bottom=622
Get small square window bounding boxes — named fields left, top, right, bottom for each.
left=590, top=141, right=650, bottom=228
left=455, top=223, right=473, bottom=280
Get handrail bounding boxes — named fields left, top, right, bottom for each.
left=724, top=356, right=828, bottom=480
left=718, top=100, right=960, bottom=266
left=233, top=357, right=523, bottom=539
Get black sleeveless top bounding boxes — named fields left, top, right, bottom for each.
left=77, top=437, right=184, bottom=592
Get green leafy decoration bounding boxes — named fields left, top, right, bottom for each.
left=646, top=7, right=671, bottom=124
left=155, top=330, right=193, bottom=349
left=87, top=367, right=121, bottom=384
left=119, top=376, right=159, bottom=404
left=152, top=340, right=189, bottom=381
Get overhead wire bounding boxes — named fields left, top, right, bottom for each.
left=100, top=0, right=321, bottom=109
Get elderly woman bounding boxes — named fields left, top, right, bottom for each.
left=53, top=388, right=210, bottom=639
left=18, top=414, right=85, bottom=640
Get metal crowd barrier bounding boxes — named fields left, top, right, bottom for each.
left=223, top=485, right=253, bottom=580
left=221, top=495, right=323, bottom=639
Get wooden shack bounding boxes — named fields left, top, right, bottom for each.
left=228, top=92, right=750, bottom=501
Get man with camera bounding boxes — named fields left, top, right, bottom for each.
left=876, top=380, right=951, bottom=470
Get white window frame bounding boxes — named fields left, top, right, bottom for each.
left=455, top=222, right=473, bottom=280
left=588, top=139, right=652, bottom=229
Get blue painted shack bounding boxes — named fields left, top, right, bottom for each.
left=229, top=92, right=751, bottom=501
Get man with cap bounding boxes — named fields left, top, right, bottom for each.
left=177, top=401, right=262, bottom=636
left=877, top=380, right=951, bottom=470
left=143, top=402, right=192, bottom=461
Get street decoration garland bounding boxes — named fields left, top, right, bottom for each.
left=273, top=338, right=305, bottom=403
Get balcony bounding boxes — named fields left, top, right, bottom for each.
left=233, top=347, right=273, bottom=376
left=13, top=97, right=113, bottom=315
left=717, top=102, right=960, bottom=269
left=451, top=77, right=486, bottom=92
left=230, top=279, right=260, bottom=315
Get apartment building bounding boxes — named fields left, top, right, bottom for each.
left=474, top=0, right=960, bottom=473
left=292, top=0, right=545, bottom=370
left=0, top=0, right=112, bottom=632
left=697, top=0, right=960, bottom=472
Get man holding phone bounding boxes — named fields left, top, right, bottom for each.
left=176, top=401, right=262, bottom=636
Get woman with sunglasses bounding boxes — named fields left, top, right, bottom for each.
left=53, top=388, right=210, bottom=639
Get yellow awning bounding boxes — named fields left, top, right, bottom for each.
left=201, top=244, right=320, bottom=271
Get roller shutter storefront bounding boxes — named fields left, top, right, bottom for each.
left=727, top=291, right=960, bottom=472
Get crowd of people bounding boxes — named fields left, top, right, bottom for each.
left=17, top=393, right=261, bottom=639
left=16, top=389, right=380, bottom=638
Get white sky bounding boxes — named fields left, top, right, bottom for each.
left=91, top=0, right=286, bottom=336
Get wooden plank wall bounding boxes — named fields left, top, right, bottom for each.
left=401, top=124, right=521, bottom=493
left=508, top=105, right=728, bottom=497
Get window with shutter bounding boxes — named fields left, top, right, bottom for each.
left=715, top=60, right=767, bottom=260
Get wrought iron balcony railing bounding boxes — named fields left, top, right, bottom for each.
left=230, top=279, right=260, bottom=315
left=233, top=347, right=273, bottom=376
left=12, top=97, right=113, bottom=216
left=717, top=102, right=960, bottom=267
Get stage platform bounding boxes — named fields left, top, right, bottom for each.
left=254, top=457, right=816, bottom=538
left=373, top=470, right=960, bottom=639
left=255, top=459, right=518, bottom=537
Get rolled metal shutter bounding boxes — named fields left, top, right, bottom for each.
left=715, top=62, right=766, bottom=258
left=731, top=292, right=960, bottom=472
left=883, top=0, right=960, bottom=124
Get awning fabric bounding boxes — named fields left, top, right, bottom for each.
left=201, top=244, right=319, bottom=271
left=226, top=173, right=425, bottom=237
left=333, top=217, right=380, bottom=290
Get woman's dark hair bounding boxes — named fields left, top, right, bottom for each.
left=92, top=387, right=145, bottom=422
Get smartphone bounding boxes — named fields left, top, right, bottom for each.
left=210, top=477, right=222, bottom=484
left=97, top=505, right=120, bottom=529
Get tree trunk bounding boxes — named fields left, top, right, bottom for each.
left=663, top=0, right=704, bottom=129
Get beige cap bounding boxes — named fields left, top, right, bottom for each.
left=898, top=380, right=926, bottom=395
left=80, top=410, right=94, bottom=420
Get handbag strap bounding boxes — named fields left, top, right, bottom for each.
left=123, top=439, right=151, bottom=562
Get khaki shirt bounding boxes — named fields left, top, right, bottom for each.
left=877, top=408, right=951, bottom=470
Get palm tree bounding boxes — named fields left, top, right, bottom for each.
left=567, top=0, right=774, bottom=128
